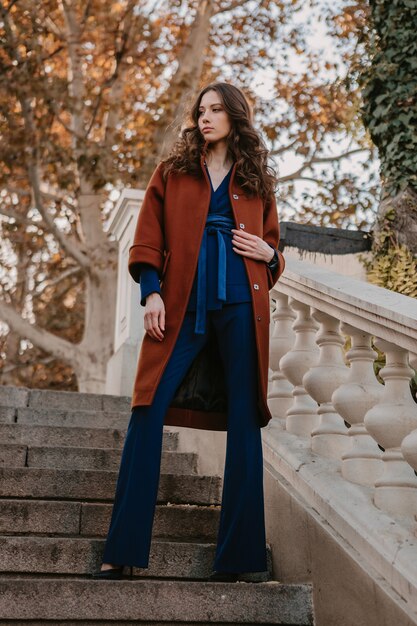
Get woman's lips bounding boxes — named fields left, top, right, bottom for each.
left=203, top=127, right=214, bottom=132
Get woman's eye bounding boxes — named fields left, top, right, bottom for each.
left=198, top=108, right=221, bottom=115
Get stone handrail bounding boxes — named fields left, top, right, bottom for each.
left=269, top=258, right=417, bottom=517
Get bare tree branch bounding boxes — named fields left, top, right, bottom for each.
left=47, top=100, right=86, bottom=141
left=43, top=14, right=66, bottom=40
left=27, top=160, right=90, bottom=269
left=34, top=266, right=83, bottom=297
left=214, top=0, right=251, bottom=15
left=144, top=0, right=163, bottom=17
left=80, top=0, right=93, bottom=31
left=314, top=148, right=369, bottom=165
left=279, top=147, right=370, bottom=183
left=0, top=207, right=41, bottom=228
left=4, top=0, right=18, bottom=14
left=3, top=186, right=31, bottom=197
left=101, top=0, right=137, bottom=144
left=270, top=138, right=299, bottom=156
left=0, top=300, right=78, bottom=364
left=280, top=175, right=321, bottom=184
left=1, top=354, right=56, bottom=375
left=60, top=0, right=85, bottom=144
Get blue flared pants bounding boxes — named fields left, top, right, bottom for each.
left=102, top=301, right=268, bottom=573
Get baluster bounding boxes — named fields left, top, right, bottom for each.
left=401, top=353, right=417, bottom=524
left=402, top=430, right=417, bottom=481
left=304, top=309, right=350, bottom=459
left=280, top=299, right=319, bottom=436
left=268, top=293, right=296, bottom=420
left=332, top=325, right=383, bottom=485
left=364, top=340, right=417, bottom=516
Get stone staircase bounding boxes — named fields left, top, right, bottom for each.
left=0, top=386, right=314, bottom=624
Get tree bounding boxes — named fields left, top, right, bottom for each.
left=0, top=0, right=376, bottom=391
left=359, top=0, right=417, bottom=297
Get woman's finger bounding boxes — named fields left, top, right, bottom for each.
left=144, top=308, right=162, bottom=341
left=232, top=232, right=257, bottom=244
left=233, top=239, right=256, bottom=251
left=151, top=311, right=163, bottom=340
left=233, top=243, right=261, bottom=259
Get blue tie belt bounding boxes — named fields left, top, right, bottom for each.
left=194, top=214, right=236, bottom=334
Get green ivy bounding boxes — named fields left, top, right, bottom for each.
left=359, top=0, right=417, bottom=197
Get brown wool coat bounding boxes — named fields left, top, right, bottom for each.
left=128, top=152, right=286, bottom=431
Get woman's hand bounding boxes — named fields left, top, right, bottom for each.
left=144, top=292, right=165, bottom=341
left=231, top=229, right=275, bottom=262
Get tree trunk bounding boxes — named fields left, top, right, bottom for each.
left=140, top=0, right=215, bottom=182
left=375, top=187, right=417, bottom=256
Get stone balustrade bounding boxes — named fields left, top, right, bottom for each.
left=268, top=258, right=417, bottom=518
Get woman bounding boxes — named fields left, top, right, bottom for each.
left=92, top=81, right=285, bottom=582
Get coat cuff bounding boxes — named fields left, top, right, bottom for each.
left=128, top=244, right=164, bottom=283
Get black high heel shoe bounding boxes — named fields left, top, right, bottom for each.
left=208, top=570, right=266, bottom=583
left=91, top=565, right=133, bottom=580
left=208, top=570, right=239, bottom=582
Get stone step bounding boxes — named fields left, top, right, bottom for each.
left=12, top=407, right=132, bottom=429
left=0, top=535, right=272, bottom=581
left=0, top=385, right=131, bottom=413
left=0, top=500, right=220, bottom=541
left=0, top=467, right=222, bottom=505
left=0, top=423, right=178, bottom=451
left=0, top=443, right=197, bottom=474
left=0, top=623, right=306, bottom=626
left=0, top=535, right=233, bottom=580
left=0, top=577, right=313, bottom=624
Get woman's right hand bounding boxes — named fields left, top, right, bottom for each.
left=144, top=292, right=165, bottom=341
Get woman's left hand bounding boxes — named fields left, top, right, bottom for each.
left=231, top=228, right=274, bottom=263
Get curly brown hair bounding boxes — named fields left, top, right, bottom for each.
left=161, top=82, right=279, bottom=200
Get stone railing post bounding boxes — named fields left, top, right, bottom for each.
left=332, top=325, right=383, bottom=485
left=304, top=309, right=350, bottom=459
left=401, top=353, right=417, bottom=482
left=364, top=340, right=417, bottom=516
left=105, top=189, right=145, bottom=396
left=268, top=293, right=296, bottom=420
left=279, top=299, right=319, bottom=436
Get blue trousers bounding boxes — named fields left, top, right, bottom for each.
left=102, top=301, right=268, bottom=573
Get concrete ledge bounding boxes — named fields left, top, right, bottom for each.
left=262, top=420, right=417, bottom=624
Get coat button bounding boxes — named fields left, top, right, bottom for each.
left=253, top=283, right=259, bottom=290
left=256, top=315, right=262, bottom=321
left=233, top=194, right=239, bottom=199
left=239, top=223, right=245, bottom=229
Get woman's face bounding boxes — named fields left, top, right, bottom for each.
left=197, top=90, right=232, bottom=144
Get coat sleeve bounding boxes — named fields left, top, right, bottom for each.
left=128, top=162, right=166, bottom=283
left=139, top=263, right=161, bottom=306
left=263, top=192, right=286, bottom=290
